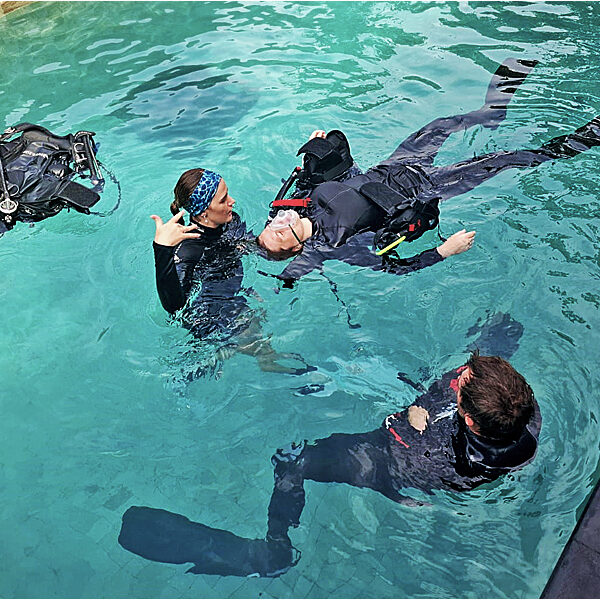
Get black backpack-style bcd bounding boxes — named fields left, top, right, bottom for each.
left=0, top=122, right=105, bottom=233
left=271, top=130, right=441, bottom=254
left=359, top=179, right=441, bottom=253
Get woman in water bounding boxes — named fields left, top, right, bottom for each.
left=151, top=168, right=313, bottom=376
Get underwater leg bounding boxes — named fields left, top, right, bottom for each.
left=119, top=506, right=297, bottom=578
left=382, top=58, right=537, bottom=166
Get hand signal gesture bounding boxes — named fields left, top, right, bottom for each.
left=150, top=210, right=201, bottom=247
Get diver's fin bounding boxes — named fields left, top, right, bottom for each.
left=119, top=506, right=296, bottom=578
left=541, top=115, right=600, bottom=159
left=466, top=312, right=523, bottom=360
left=482, top=58, right=538, bottom=129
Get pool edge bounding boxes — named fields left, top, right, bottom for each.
left=541, top=474, right=600, bottom=598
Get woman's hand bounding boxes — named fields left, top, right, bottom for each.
left=309, top=129, right=326, bottom=140
left=436, top=229, right=476, bottom=258
left=150, top=210, right=201, bottom=246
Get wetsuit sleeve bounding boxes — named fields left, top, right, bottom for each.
left=278, top=238, right=444, bottom=284
left=380, top=247, right=445, bottom=276
left=153, top=242, right=188, bottom=314
left=328, top=233, right=445, bottom=275
left=277, top=241, right=326, bottom=283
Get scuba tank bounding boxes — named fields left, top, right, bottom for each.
left=0, top=122, right=106, bottom=232
left=272, top=130, right=355, bottom=209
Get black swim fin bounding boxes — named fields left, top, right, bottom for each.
left=465, top=312, right=523, bottom=359
left=119, top=506, right=297, bottom=578
left=482, top=58, right=538, bottom=129
left=540, top=115, right=600, bottom=159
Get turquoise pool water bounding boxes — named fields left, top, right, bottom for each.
left=1, top=1, right=600, bottom=597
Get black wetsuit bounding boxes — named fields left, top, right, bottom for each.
left=153, top=212, right=254, bottom=339
left=119, top=313, right=541, bottom=577
left=275, top=59, right=600, bottom=283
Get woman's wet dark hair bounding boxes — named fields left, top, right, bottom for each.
left=171, top=168, right=205, bottom=222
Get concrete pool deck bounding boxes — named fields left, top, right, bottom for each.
left=542, top=475, right=600, bottom=598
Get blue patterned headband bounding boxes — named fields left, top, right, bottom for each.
left=187, top=170, right=222, bottom=216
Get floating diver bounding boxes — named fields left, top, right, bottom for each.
left=257, top=58, right=600, bottom=285
left=118, top=313, right=540, bottom=577
left=151, top=168, right=315, bottom=377
left=0, top=122, right=116, bottom=234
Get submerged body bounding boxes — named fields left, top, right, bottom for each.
left=119, top=313, right=540, bottom=577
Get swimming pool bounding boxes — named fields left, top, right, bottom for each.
left=1, top=1, right=599, bottom=597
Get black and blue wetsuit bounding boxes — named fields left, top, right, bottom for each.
left=274, top=59, right=600, bottom=283
left=119, top=313, right=541, bottom=577
left=153, top=212, right=254, bottom=339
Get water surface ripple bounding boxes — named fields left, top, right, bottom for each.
left=1, top=2, right=599, bottom=598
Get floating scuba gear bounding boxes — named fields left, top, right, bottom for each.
left=297, top=130, right=354, bottom=186
left=273, top=167, right=301, bottom=204
left=376, top=235, right=406, bottom=256
left=0, top=122, right=109, bottom=232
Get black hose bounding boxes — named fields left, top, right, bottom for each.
left=89, top=161, right=121, bottom=217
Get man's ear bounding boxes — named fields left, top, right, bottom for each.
left=464, top=413, right=475, bottom=429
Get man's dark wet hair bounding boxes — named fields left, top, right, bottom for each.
left=460, top=351, right=534, bottom=440
left=171, top=168, right=205, bottom=219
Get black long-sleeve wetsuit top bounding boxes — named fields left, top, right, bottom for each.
left=153, top=212, right=253, bottom=338
left=376, top=367, right=542, bottom=495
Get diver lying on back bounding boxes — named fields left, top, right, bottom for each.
left=151, top=168, right=314, bottom=376
left=257, top=58, right=600, bottom=285
left=0, top=122, right=107, bottom=234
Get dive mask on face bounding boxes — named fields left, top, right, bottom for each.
left=268, top=209, right=300, bottom=231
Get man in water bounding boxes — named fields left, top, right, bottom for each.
left=257, top=58, right=600, bottom=285
left=118, top=313, right=540, bottom=577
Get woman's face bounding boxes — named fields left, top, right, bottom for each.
left=198, top=178, right=235, bottom=227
